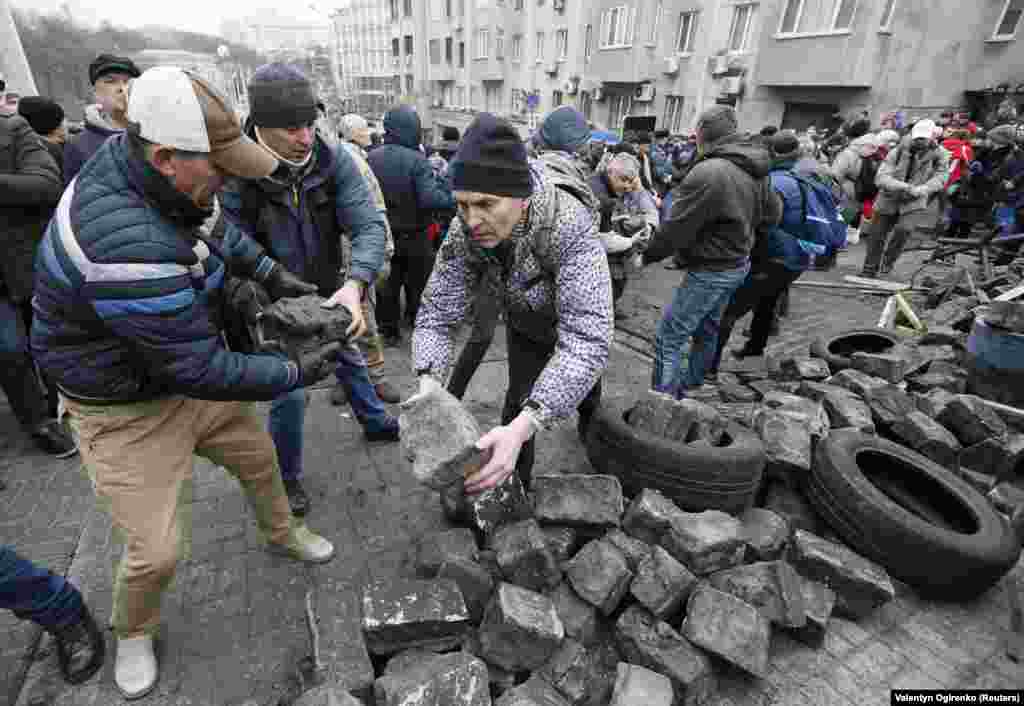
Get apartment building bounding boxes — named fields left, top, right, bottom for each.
left=334, top=0, right=395, bottom=117
left=385, top=0, right=1024, bottom=143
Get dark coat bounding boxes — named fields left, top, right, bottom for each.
left=62, top=105, right=122, bottom=186
left=0, top=114, right=63, bottom=302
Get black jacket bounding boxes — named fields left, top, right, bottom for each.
left=645, top=136, right=782, bottom=271
left=0, top=114, right=63, bottom=301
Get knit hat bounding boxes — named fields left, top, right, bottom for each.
left=248, top=63, right=319, bottom=129
left=769, top=131, right=802, bottom=161
left=990, top=124, right=1017, bottom=148
left=538, top=106, right=589, bottom=152
left=846, top=118, right=871, bottom=139
left=696, top=105, right=738, bottom=144
left=438, top=125, right=461, bottom=153
left=88, top=54, right=140, bottom=85
left=18, top=97, right=64, bottom=135
left=449, top=113, right=532, bottom=198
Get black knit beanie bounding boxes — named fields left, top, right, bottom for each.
left=449, top=113, right=532, bottom=198
left=18, top=97, right=64, bottom=135
left=248, top=63, right=319, bottom=129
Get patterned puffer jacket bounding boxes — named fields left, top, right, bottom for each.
left=412, top=161, right=613, bottom=429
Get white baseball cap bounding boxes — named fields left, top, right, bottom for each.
left=910, top=119, right=937, bottom=141
left=127, top=66, right=278, bottom=179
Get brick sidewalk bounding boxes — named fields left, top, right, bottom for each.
left=6, top=239, right=1024, bottom=704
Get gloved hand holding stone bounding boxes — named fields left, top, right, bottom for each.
left=264, top=263, right=318, bottom=301
left=295, top=342, right=343, bottom=387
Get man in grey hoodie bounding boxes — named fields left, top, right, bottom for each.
left=63, top=54, right=140, bottom=185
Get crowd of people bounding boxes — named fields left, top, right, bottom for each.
left=2, top=49, right=1024, bottom=699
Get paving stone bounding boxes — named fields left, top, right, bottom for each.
left=603, top=529, right=652, bottom=571
left=753, top=408, right=813, bottom=476
left=630, top=546, right=698, bottom=621
left=988, top=482, right=1024, bottom=515
left=478, top=582, right=565, bottom=671
left=789, top=578, right=836, bottom=647
left=445, top=474, right=534, bottom=538
left=629, top=390, right=679, bottom=438
left=705, top=401, right=758, bottom=428
left=984, top=300, right=1024, bottom=333
left=820, top=392, right=876, bottom=434
left=850, top=350, right=909, bottom=383
left=936, top=394, right=1009, bottom=446
left=384, top=648, right=446, bottom=677
left=416, top=528, right=479, bottom=577
left=682, top=584, right=771, bottom=678
left=495, top=675, right=572, bottom=706
left=914, top=388, right=958, bottom=419
left=760, top=391, right=830, bottom=440
left=293, top=687, right=367, bottom=706
left=916, top=343, right=962, bottom=365
left=708, top=560, right=806, bottom=629
left=622, top=489, right=682, bottom=545
left=438, top=558, right=495, bottom=624
left=905, top=370, right=966, bottom=395
left=547, top=581, right=600, bottom=645
left=665, top=399, right=730, bottom=445
left=260, top=294, right=353, bottom=357
left=796, top=381, right=858, bottom=403
left=739, top=507, right=790, bottom=561
left=748, top=379, right=782, bottom=400
left=491, top=519, right=563, bottom=592
left=539, top=638, right=619, bottom=706
left=661, top=510, right=746, bottom=575
left=614, top=605, right=716, bottom=706
left=719, top=380, right=762, bottom=403
left=362, top=578, right=471, bottom=655
left=760, top=479, right=825, bottom=535
left=863, top=384, right=917, bottom=428
left=788, top=530, right=896, bottom=619
left=399, top=383, right=485, bottom=491
left=543, top=526, right=579, bottom=564
left=608, top=662, right=674, bottom=706
left=890, top=411, right=962, bottom=468
left=920, top=326, right=963, bottom=346
left=779, top=357, right=831, bottom=382
left=825, top=369, right=889, bottom=397
left=532, top=474, right=623, bottom=533
left=565, top=539, right=633, bottom=616
left=374, top=650, right=490, bottom=706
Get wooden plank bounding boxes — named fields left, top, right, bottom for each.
left=792, top=281, right=895, bottom=295
left=894, top=293, right=925, bottom=331
left=877, top=296, right=897, bottom=329
left=996, top=282, right=1024, bottom=302
left=844, top=275, right=912, bottom=291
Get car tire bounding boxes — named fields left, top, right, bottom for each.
left=807, top=429, right=1020, bottom=600
left=810, top=328, right=903, bottom=373
left=584, top=397, right=766, bottom=515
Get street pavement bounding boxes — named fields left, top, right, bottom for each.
left=3, top=239, right=1023, bottom=705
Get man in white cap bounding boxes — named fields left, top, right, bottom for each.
left=31, top=66, right=340, bottom=699
left=861, top=118, right=949, bottom=277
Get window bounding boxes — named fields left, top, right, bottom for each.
left=445, top=36, right=453, bottom=62
left=512, top=88, right=526, bottom=112
left=608, top=95, right=632, bottom=131
left=728, top=3, right=755, bottom=51
left=403, top=0, right=413, bottom=17
left=512, top=34, right=523, bottom=60
left=471, top=86, right=481, bottom=110
left=476, top=28, right=490, bottom=58
left=430, top=39, right=441, bottom=64
left=556, top=29, right=568, bottom=60
left=552, top=89, right=563, bottom=106
left=536, top=31, right=545, bottom=61
left=496, top=29, right=505, bottom=59
left=390, top=0, right=399, bottom=20
left=405, top=74, right=414, bottom=95
left=664, top=95, right=684, bottom=133
left=879, top=0, right=895, bottom=29
left=486, top=84, right=502, bottom=112
left=676, top=11, right=698, bottom=53
left=648, top=1, right=663, bottom=44
left=459, top=41, right=465, bottom=66
left=404, top=35, right=414, bottom=54
left=994, top=0, right=1024, bottom=38
left=578, top=90, right=592, bottom=121
left=392, top=37, right=401, bottom=57
left=584, top=24, right=593, bottom=61
left=514, top=0, right=524, bottom=9
left=778, top=0, right=858, bottom=35
left=456, top=85, right=466, bottom=107
left=446, top=0, right=453, bottom=16
left=600, top=5, right=636, bottom=49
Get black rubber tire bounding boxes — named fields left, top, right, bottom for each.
left=584, top=397, right=766, bottom=515
left=809, top=328, right=903, bottom=373
left=807, top=429, right=1021, bottom=600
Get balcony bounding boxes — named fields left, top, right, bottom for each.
left=755, top=34, right=872, bottom=88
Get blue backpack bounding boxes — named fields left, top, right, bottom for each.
left=773, top=169, right=848, bottom=257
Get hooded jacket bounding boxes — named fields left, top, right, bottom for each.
left=831, top=134, right=879, bottom=204
left=367, top=106, right=454, bottom=234
left=644, top=135, right=782, bottom=270
left=413, top=161, right=612, bottom=430
left=873, top=137, right=951, bottom=216
left=0, top=114, right=63, bottom=303
left=63, top=104, right=123, bottom=186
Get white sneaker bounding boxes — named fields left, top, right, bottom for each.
left=267, top=523, right=335, bottom=564
left=115, top=635, right=158, bottom=700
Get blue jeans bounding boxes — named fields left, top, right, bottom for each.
left=652, top=264, right=750, bottom=397
left=0, top=546, right=84, bottom=632
left=269, top=343, right=392, bottom=481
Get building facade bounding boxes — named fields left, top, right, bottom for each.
left=133, top=49, right=253, bottom=115
left=373, top=0, right=1024, bottom=144
left=333, top=0, right=396, bottom=119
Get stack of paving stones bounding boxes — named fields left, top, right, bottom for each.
left=358, top=474, right=907, bottom=706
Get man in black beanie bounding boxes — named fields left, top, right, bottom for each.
left=18, top=97, right=65, bottom=172
left=411, top=113, right=612, bottom=503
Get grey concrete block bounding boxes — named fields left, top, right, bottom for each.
left=543, top=526, right=579, bottom=564
left=495, top=675, right=572, bottom=706
left=891, top=411, right=962, bottom=468
left=682, top=584, right=771, bottom=678
left=565, top=539, right=633, bottom=616
left=937, top=394, right=1009, bottom=446
left=547, top=581, right=600, bottom=645
left=779, top=357, right=831, bottom=382
left=850, top=351, right=908, bottom=383
left=753, top=408, right=813, bottom=476
left=478, top=583, right=565, bottom=671
left=603, top=529, right=653, bottom=572
left=491, top=519, right=562, bottom=592
left=914, top=388, right=958, bottom=419
left=399, top=384, right=484, bottom=490
left=788, top=529, right=895, bottom=619
left=416, top=528, right=479, bottom=578
left=533, top=474, right=624, bottom=532
left=362, top=578, right=470, bottom=655
left=629, top=546, right=698, bottom=621
left=760, top=391, right=830, bottom=439
left=374, top=650, right=490, bottom=706
left=660, top=510, right=746, bottom=575
left=789, top=578, right=835, bottom=647
left=863, top=384, right=917, bottom=428
left=438, top=558, right=495, bottom=624
left=707, top=560, right=806, bottom=628
left=760, top=479, right=824, bottom=536
left=538, top=638, right=619, bottom=706
left=739, top=507, right=790, bottom=561
left=821, top=392, right=876, bottom=434
left=622, top=489, right=682, bottom=546
left=608, top=662, right=674, bottom=706
left=825, top=369, right=890, bottom=397
left=469, top=473, right=534, bottom=538
left=629, top=391, right=678, bottom=438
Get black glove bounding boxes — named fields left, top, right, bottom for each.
left=228, top=279, right=272, bottom=326
left=295, top=342, right=343, bottom=387
left=264, top=263, right=318, bottom=301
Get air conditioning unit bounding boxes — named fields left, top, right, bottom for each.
left=710, top=54, right=729, bottom=76
left=721, top=76, right=744, bottom=95
left=553, top=0, right=565, bottom=11
left=545, top=61, right=558, bottom=75
left=563, top=78, right=578, bottom=95
left=592, top=86, right=605, bottom=102
left=634, top=83, right=655, bottom=102
left=663, top=56, right=680, bottom=75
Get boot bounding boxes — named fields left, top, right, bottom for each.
left=374, top=380, right=401, bottom=404
left=52, top=604, right=105, bottom=685
left=282, top=478, right=310, bottom=517
left=267, top=522, right=335, bottom=563
left=115, top=635, right=158, bottom=700
left=328, top=382, right=348, bottom=407
left=32, top=419, right=78, bottom=458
